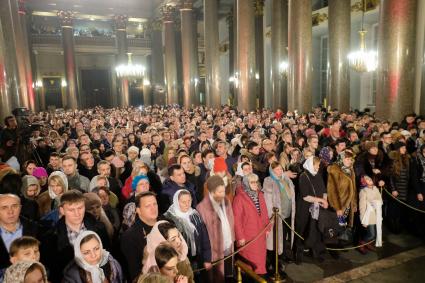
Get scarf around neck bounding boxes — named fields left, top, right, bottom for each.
left=73, top=231, right=110, bottom=283
left=242, top=176, right=261, bottom=213
left=209, top=193, right=233, bottom=253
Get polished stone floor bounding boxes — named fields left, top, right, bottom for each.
left=284, top=230, right=425, bottom=283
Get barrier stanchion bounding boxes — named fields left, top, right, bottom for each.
left=271, top=207, right=285, bottom=283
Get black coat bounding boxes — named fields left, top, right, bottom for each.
left=119, top=218, right=153, bottom=282
left=40, top=213, right=110, bottom=282
left=0, top=217, right=38, bottom=270
left=159, top=180, right=198, bottom=214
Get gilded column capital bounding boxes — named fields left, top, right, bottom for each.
left=312, top=12, right=328, bottom=26
left=149, top=18, right=163, bottom=32
left=57, top=10, right=74, bottom=28
left=254, top=0, right=265, bottom=16
left=351, top=0, right=379, bottom=12
left=179, top=0, right=193, bottom=10
left=113, top=14, right=128, bottom=31
left=160, top=4, right=177, bottom=23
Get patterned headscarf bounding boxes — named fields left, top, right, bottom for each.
left=4, top=261, right=47, bottom=283
left=242, top=174, right=261, bottom=213
left=319, top=146, right=333, bottom=166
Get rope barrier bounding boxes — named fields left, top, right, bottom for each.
left=277, top=214, right=376, bottom=251
left=382, top=187, right=425, bottom=214
left=193, top=216, right=273, bottom=273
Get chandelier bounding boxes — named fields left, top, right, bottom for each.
left=348, top=0, right=377, bottom=72
left=115, top=53, right=145, bottom=79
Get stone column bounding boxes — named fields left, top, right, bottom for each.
left=149, top=18, right=165, bottom=105
left=236, top=0, right=257, bottom=111
left=328, top=0, right=350, bottom=113
left=161, top=4, right=179, bottom=105
left=114, top=15, right=129, bottom=107
left=143, top=54, right=152, bottom=105
left=58, top=11, right=78, bottom=110
left=180, top=0, right=199, bottom=108
left=0, top=20, right=12, bottom=120
left=204, top=0, right=221, bottom=108
left=288, top=0, right=312, bottom=113
left=0, top=0, right=29, bottom=109
left=227, top=10, right=236, bottom=105
left=415, top=0, right=425, bottom=115
left=18, top=0, right=35, bottom=111
left=255, top=0, right=265, bottom=109
left=271, top=0, right=288, bottom=111
left=376, top=0, right=418, bottom=122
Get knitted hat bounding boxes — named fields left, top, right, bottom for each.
left=128, top=146, right=140, bottom=154
left=213, top=157, right=227, bottom=173
left=206, top=175, right=225, bottom=192
left=365, top=141, right=378, bottom=152
left=393, top=141, right=406, bottom=151
left=32, top=167, right=48, bottom=179
left=132, top=174, right=150, bottom=191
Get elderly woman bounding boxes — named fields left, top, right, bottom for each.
left=296, top=156, right=328, bottom=264
left=4, top=261, right=48, bottom=283
left=263, top=161, right=296, bottom=269
left=232, top=173, right=270, bottom=276
left=164, top=189, right=211, bottom=272
left=63, top=231, right=124, bottom=283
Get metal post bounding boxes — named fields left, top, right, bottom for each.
left=272, top=207, right=284, bottom=282
left=236, top=265, right=242, bottom=283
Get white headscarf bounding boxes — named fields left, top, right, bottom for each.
left=166, top=189, right=198, bottom=256
left=48, top=171, right=68, bottom=200
left=303, top=156, right=318, bottom=176
left=73, top=231, right=110, bottom=283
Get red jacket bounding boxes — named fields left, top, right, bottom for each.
left=232, top=187, right=270, bottom=275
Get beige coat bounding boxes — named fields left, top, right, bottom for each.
left=359, top=186, right=382, bottom=225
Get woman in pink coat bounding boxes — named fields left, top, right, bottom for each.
left=233, top=173, right=270, bottom=275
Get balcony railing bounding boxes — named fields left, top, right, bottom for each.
left=31, top=34, right=151, bottom=49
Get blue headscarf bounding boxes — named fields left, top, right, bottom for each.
left=131, top=174, right=150, bottom=191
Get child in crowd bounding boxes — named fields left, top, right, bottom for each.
left=358, top=175, right=383, bottom=254
left=0, top=236, right=41, bottom=281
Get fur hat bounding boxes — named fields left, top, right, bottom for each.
left=206, top=175, right=225, bottom=192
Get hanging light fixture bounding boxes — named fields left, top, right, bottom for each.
left=115, top=53, right=145, bottom=79
left=348, top=0, right=378, bottom=72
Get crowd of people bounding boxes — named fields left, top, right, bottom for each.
left=0, top=105, right=424, bottom=283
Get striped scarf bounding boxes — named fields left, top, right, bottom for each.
left=242, top=176, right=260, bottom=213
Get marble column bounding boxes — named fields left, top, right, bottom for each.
left=161, top=4, right=179, bottom=105
left=376, top=0, right=418, bottom=122
left=204, top=0, right=221, bottom=108
left=236, top=0, right=257, bottom=111
left=271, top=0, right=288, bottom=111
left=288, top=0, right=312, bottom=113
left=328, top=0, right=350, bottom=113
left=227, top=11, right=235, bottom=106
left=0, top=0, right=29, bottom=109
left=180, top=0, right=199, bottom=108
left=58, top=11, right=78, bottom=110
left=255, top=0, right=265, bottom=109
left=149, top=19, right=165, bottom=105
left=0, top=20, right=12, bottom=120
left=143, top=54, right=152, bottom=105
left=114, top=15, right=129, bottom=108
left=18, top=0, right=35, bottom=111
left=415, top=0, right=425, bottom=115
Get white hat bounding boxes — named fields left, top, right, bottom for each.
left=127, top=146, right=140, bottom=154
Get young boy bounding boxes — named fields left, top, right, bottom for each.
left=0, top=236, right=40, bottom=281
left=358, top=175, right=383, bottom=254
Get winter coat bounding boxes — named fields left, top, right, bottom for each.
left=263, top=176, right=296, bottom=253
left=232, top=187, right=270, bottom=275
left=197, top=194, right=235, bottom=283
left=62, top=255, right=124, bottom=283
left=327, top=164, right=358, bottom=227
left=359, top=186, right=383, bottom=225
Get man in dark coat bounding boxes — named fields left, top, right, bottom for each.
left=40, top=190, right=110, bottom=282
left=120, top=191, right=159, bottom=281
left=159, top=164, right=198, bottom=213
left=0, top=194, right=38, bottom=270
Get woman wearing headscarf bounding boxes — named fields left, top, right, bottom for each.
left=263, top=161, right=295, bottom=270
left=143, top=221, right=194, bottom=283
left=20, top=175, right=41, bottom=220
left=63, top=231, right=124, bottom=283
left=232, top=173, right=270, bottom=276
left=37, top=171, right=68, bottom=224
left=296, top=156, right=328, bottom=264
left=4, top=261, right=48, bottom=283
left=84, top=192, right=115, bottom=241
left=164, top=189, right=212, bottom=272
